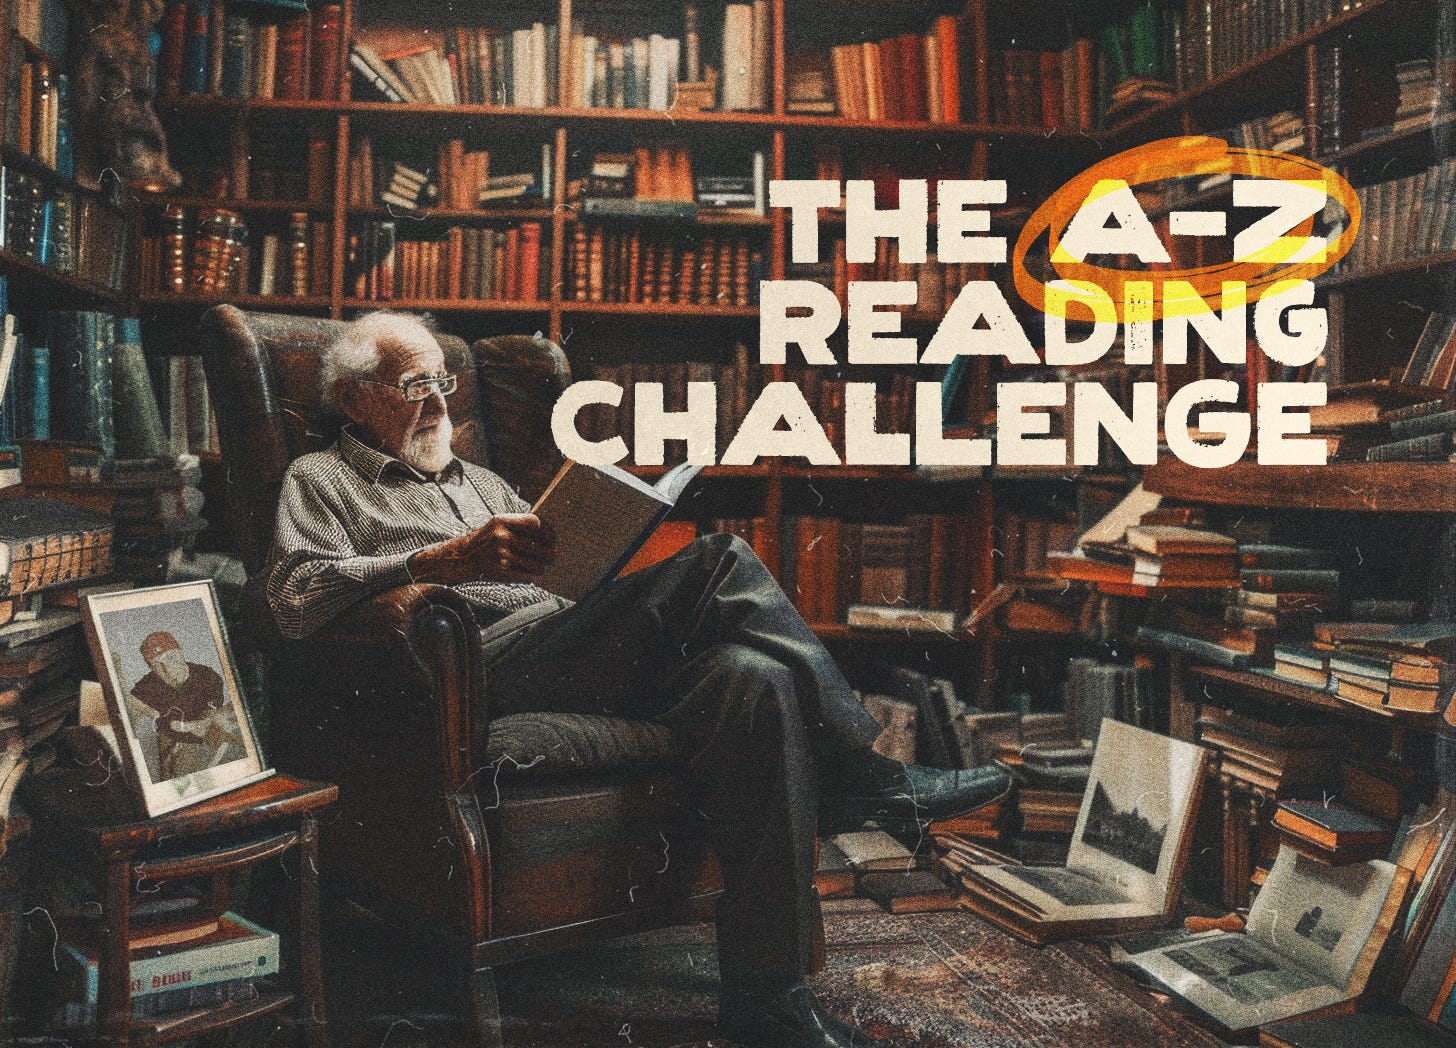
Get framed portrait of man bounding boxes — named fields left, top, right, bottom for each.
left=80, top=580, right=271, bottom=816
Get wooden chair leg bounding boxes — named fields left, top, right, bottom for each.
left=467, top=965, right=503, bottom=1048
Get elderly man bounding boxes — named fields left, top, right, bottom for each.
left=264, top=312, right=1009, bottom=1048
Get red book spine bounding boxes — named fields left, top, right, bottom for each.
left=274, top=13, right=310, bottom=101
left=159, top=1, right=187, bottom=97
left=503, top=226, right=521, bottom=300
left=900, top=33, right=926, bottom=122
left=1039, top=52, right=1061, bottom=128
left=309, top=4, right=343, bottom=100
left=518, top=222, right=541, bottom=302
left=878, top=38, right=903, bottom=121
left=935, top=16, right=959, bottom=124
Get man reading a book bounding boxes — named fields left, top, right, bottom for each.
left=264, top=312, right=1009, bottom=1048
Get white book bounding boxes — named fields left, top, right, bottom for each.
left=531, top=22, right=548, bottom=107
left=720, top=4, right=753, bottom=110
left=647, top=34, right=671, bottom=111
left=1124, top=847, right=1405, bottom=1034
left=258, top=235, right=278, bottom=296
left=531, top=460, right=701, bottom=601
left=579, top=35, right=598, bottom=108
left=962, top=720, right=1208, bottom=933
left=58, top=912, right=281, bottom=1013
left=752, top=150, right=766, bottom=216
left=513, top=28, right=532, bottom=108
left=666, top=37, right=681, bottom=106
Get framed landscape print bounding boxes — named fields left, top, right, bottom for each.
left=80, top=580, right=271, bottom=816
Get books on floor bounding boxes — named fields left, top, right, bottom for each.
left=1121, top=845, right=1408, bottom=1035
left=957, top=720, right=1209, bottom=943
left=828, top=830, right=915, bottom=873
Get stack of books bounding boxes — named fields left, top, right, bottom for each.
left=1195, top=706, right=1350, bottom=795
left=1368, top=402, right=1456, bottom=464
left=1313, top=621, right=1456, bottom=716
left=1273, top=799, right=1397, bottom=864
left=53, top=907, right=279, bottom=1029
left=377, top=162, right=439, bottom=213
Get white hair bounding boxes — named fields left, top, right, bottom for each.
left=320, top=312, right=437, bottom=414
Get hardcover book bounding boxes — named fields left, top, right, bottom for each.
left=1123, top=846, right=1408, bottom=1035
left=958, top=719, right=1208, bottom=943
left=531, top=460, right=702, bottom=601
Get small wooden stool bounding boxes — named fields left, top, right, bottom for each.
left=23, top=770, right=337, bottom=1047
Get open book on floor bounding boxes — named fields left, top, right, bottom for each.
left=1124, top=844, right=1409, bottom=1037
left=957, top=719, right=1208, bottom=944
left=530, top=460, right=702, bottom=601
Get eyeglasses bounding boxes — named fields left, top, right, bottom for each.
left=356, top=373, right=458, bottom=402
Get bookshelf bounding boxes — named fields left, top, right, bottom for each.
left=126, top=0, right=1453, bottom=697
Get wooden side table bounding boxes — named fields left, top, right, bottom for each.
left=22, top=770, right=337, bottom=1047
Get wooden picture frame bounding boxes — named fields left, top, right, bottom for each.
left=80, top=580, right=271, bottom=817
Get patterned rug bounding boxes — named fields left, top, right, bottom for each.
left=328, top=903, right=1231, bottom=1048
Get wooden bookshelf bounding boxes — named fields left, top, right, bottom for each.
left=1145, top=459, right=1456, bottom=513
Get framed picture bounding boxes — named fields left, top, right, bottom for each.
left=80, top=580, right=271, bottom=817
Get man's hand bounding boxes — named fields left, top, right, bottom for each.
left=408, top=513, right=556, bottom=585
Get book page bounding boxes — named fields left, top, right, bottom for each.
left=1245, top=846, right=1398, bottom=989
left=1128, top=930, right=1344, bottom=1031
left=531, top=460, right=672, bottom=601
left=1064, top=719, right=1207, bottom=912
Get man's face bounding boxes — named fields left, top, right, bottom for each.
left=149, top=647, right=191, bottom=689
left=343, top=329, right=455, bottom=473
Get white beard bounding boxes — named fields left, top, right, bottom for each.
left=399, top=415, right=455, bottom=473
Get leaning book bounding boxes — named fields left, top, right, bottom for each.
left=1122, top=845, right=1409, bottom=1035
left=530, top=460, right=702, bottom=601
left=957, top=719, right=1208, bottom=943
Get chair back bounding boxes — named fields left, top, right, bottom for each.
left=199, top=306, right=569, bottom=574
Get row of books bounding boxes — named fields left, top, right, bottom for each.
left=137, top=207, right=331, bottom=300
left=823, top=19, right=962, bottom=124
left=566, top=225, right=760, bottom=307
left=343, top=220, right=544, bottom=305
left=350, top=2, right=768, bottom=113
left=1332, top=160, right=1456, bottom=276
left=986, top=47, right=1097, bottom=131
left=1, top=169, right=128, bottom=294
left=1178, top=0, right=1372, bottom=92
left=1272, top=621, right=1456, bottom=716
left=3, top=51, right=71, bottom=176
left=781, top=513, right=979, bottom=628
left=158, top=0, right=343, bottom=101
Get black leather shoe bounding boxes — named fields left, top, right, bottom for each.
left=828, top=752, right=1012, bottom=831
left=720, top=983, right=887, bottom=1048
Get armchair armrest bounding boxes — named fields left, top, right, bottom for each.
left=269, top=584, right=492, bottom=943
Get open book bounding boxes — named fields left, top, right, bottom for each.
left=958, top=719, right=1208, bottom=943
left=530, top=460, right=702, bottom=601
left=1122, top=845, right=1408, bottom=1035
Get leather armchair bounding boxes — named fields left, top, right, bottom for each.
left=199, top=306, right=722, bottom=1047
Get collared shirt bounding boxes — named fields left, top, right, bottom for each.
left=265, top=427, right=554, bottom=639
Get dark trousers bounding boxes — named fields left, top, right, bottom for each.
left=479, top=533, right=881, bottom=996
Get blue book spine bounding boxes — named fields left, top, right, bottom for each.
left=54, top=73, right=73, bottom=178
left=182, top=0, right=210, bottom=96
left=30, top=344, right=50, bottom=441
left=36, top=198, right=52, bottom=264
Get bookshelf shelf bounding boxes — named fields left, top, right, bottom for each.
left=0, top=249, right=126, bottom=309
left=349, top=206, right=556, bottom=222
left=139, top=292, right=334, bottom=311
left=558, top=302, right=759, bottom=318
left=1316, top=251, right=1456, bottom=292
left=1318, top=109, right=1456, bottom=166
left=1188, top=664, right=1443, bottom=730
left=131, top=989, right=297, bottom=1046
left=160, top=197, right=333, bottom=214
left=340, top=297, right=549, bottom=314
left=1144, top=458, right=1456, bottom=512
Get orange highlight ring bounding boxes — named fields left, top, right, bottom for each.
left=1012, top=137, right=1360, bottom=321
